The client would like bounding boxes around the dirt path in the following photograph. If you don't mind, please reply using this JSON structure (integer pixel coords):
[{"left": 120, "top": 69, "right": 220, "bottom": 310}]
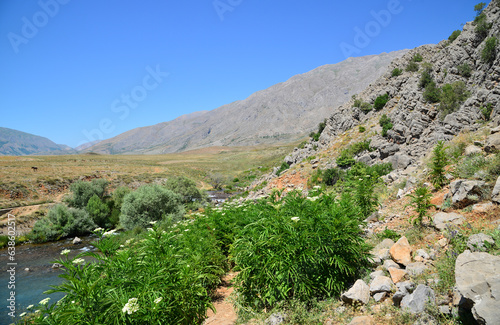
[{"left": 204, "top": 272, "right": 238, "bottom": 325}]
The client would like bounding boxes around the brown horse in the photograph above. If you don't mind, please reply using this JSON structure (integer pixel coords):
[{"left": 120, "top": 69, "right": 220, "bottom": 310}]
[{"left": 31, "top": 166, "right": 38, "bottom": 172}]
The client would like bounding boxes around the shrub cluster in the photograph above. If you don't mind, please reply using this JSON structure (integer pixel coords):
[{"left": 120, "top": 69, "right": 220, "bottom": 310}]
[
  {"left": 374, "top": 94, "right": 389, "bottom": 111},
  {"left": 309, "top": 119, "right": 327, "bottom": 141},
  {"left": 439, "top": 81, "right": 470, "bottom": 117},
  {"left": 448, "top": 30, "right": 461, "bottom": 43},
  {"left": 457, "top": 63, "right": 472, "bottom": 78},
  {"left": 412, "top": 53, "right": 423, "bottom": 62},
  {"left": 336, "top": 140, "right": 372, "bottom": 167},
  {"left": 406, "top": 62, "right": 419, "bottom": 72},
  {"left": 353, "top": 98, "right": 372, "bottom": 113},
  {"left": 379, "top": 114, "right": 393, "bottom": 137},
  {"left": 474, "top": 3, "right": 491, "bottom": 40},
  {"left": 482, "top": 37, "right": 498, "bottom": 63},
  {"left": 391, "top": 68, "right": 403, "bottom": 77}
]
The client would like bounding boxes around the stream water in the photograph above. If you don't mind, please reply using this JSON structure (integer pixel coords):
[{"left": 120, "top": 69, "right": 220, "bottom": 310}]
[{"left": 0, "top": 236, "right": 97, "bottom": 324}]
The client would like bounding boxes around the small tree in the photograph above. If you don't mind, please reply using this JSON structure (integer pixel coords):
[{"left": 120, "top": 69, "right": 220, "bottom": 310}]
[
  {"left": 391, "top": 68, "right": 403, "bottom": 77},
  {"left": 407, "top": 186, "right": 434, "bottom": 227},
  {"left": 86, "top": 194, "right": 110, "bottom": 228},
  {"left": 412, "top": 53, "right": 423, "bottom": 62},
  {"left": 439, "top": 81, "right": 470, "bottom": 117},
  {"left": 457, "top": 63, "right": 472, "bottom": 78},
  {"left": 68, "top": 179, "right": 109, "bottom": 209},
  {"left": 379, "top": 114, "right": 393, "bottom": 137},
  {"left": 430, "top": 141, "right": 448, "bottom": 190},
  {"left": 419, "top": 64, "right": 433, "bottom": 89},
  {"left": 448, "top": 30, "right": 461, "bottom": 43},
  {"left": 482, "top": 37, "right": 498, "bottom": 63},
  {"left": 423, "top": 81, "right": 441, "bottom": 103},
  {"left": 406, "top": 62, "right": 419, "bottom": 72},
  {"left": 374, "top": 94, "right": 389, "bottom": 111}
]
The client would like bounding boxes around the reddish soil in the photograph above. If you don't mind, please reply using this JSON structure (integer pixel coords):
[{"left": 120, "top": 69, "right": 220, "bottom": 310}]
[{"left": 204, "top": 272, "right": 238, "bottom": 325}]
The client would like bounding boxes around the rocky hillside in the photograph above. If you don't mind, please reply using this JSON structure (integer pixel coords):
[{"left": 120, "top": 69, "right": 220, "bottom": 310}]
[
  {"left": 0, "top": 127, "right": 75, "bottom": 156},
  {"left": 85, "top": 50, "right": 407, "bottom": 154}
]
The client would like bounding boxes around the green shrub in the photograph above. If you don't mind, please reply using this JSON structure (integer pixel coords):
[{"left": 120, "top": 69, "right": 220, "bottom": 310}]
[
  {"left": 448, "top": 30, "right": 461, "bottom": 43},
  {"left": 482, "top": 37, "right": 498, "bottom": 63},
  {"left": 164, "top": 176, "right": 206, "bottom": 209},
  {"left": 353, "top": 98, "right": 373, "bottom": 113},
  {"left": 67, "top": 179, "right": 109, "bottom": 209},
  {"left": 376, "top": 228, "right": 400, "bottom": 242},
  {"left": 419, "top": 63, "right": 433, "bottom": 89},
  {"left": 30, "top": 204, "right": 95, "bottom": 242},
  {"left": 322, "top": 167, "right": 345, "bottom": 186},
  {"left": 336, "top": 149, "right": 356, "bottom": 168},
  {"left": 439, "top": 81, "right": 470, "bottom": 117},
  {"left": 480, "top": 103, "right": 493, "bottom": 120},
  {"left": 120, "top": 185, "right": 184, "bottom": 230},
  {"left": 374, "top": 94, "right": 389, "bottom": 111},
  {"left": 86, "top": 194, "right": 110, "bottom": 228},
  {"left": 335, "top": 140, "right": 372, "bottom": 168},
  {"left": 345, "top": 163, "right": 381, "bottom": 219},
  {"left": 452, "top": 153, "right": 500, "bottom": 182},
  {"left": 430, "top": 141, "right": 449, "bottom": 190},
  {"left": 367, "top": 162, "right": 393, "bottom": 177},
  {"left": 407, "top": 187, "right": 434, "bottom": 226},
  {"left": 474, "top": 12, "right": 491, "bottom": 40},
  {"left": 457, "top": 63, "right": 472, "bottom": 78},
  {"left": 391, "top": 68, "right": 403, "bottom": 77},
  {"left": 379, "top": 114, "right": 393, "bottom": 137},
  {"left": 231, "top": 191, "right": 371, "bottom": 309},
  {"left": 406, "top": 62, "right": 419, "bottom": 72},
  {"left": 309, "top": 119, "right": 327, "bottom": 141},
  {"left": 358, "top": 125, "right": 366, "bottom": 133},
  {"left": 412, "top": 53, "right": 423, "bottom": 62},
  {"left": 277, "top": 161, "right": 290, "bottom": 175},
  {"left": 423, "top": 81, "right": 441, "bottom": 103}
]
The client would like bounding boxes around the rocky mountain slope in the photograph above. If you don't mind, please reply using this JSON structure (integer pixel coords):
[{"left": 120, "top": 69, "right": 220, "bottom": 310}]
[
  {"left": 85, "top": 50, "right": 407, "bottom": 154},
  {"left": 0, "top": 127, "right": 75, "bottom": 156}
]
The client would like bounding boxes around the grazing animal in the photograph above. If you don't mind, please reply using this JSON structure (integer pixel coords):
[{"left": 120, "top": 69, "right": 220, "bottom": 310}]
[{"left": 31, "top": 166, "right": 38, "bottom": 172}]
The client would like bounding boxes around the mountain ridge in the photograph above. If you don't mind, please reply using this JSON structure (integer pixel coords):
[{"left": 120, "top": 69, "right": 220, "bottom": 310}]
[{"left": 0, "top": 127, "right": 75, "bottom": 156}]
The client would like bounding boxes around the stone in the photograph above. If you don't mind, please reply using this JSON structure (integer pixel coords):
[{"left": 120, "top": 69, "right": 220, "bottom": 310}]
[
  {"left": 373, "top": 238, "right": 396, "bottom": 251},
  {"left": 455, "top": 250, "right": 500, "bottom": 325},
  {"left": 370, "top": 270, "right": 384, "bottom": 280},
  {"left": 415, "top": 249, "right": 430, "bottom": 260},
  {"left": 370, "top": 275, "right": 394, "bottom": 294},
  {"left": 396, "top": 281, "right": 416, "bottom": 294},
  {"left": 438, "top": 238, "right": 449, "bottom": 247},
  {"left": 52, "top": 263, "right": 63, "bottom": 269},
  {"left": 388, "top": 153, "right": 412, "bottom": 170},
  {"left": 401, "top": 284, "right": 436, "bottom": 314},
  {"left": 449, "top": 179, "right": 487, "bottom": 208},
  {"left": 388, "top": 267, "right": 407, "bottom": 283},
  {"left": 389, "top": 236, "right": 412, "bottom": 266},
  {"left": 266, "top": 312, "right": 286, "bottom": 325},
  {"left": 492, "top": 176, "right": 500, "bottom": 204},
  {"left": 384, "top": 259, "right": 400, "bottom": 270},
  {"left": 393, "top": 291, "right": 406, "bottom": 307},
  {"left": 406, "top": 262, "right": 427, "bottom": 276},
  {"left": 373, "top": 292, "right": 387, "bottom": 302},
  {"left": 72, "top": 237, "right": 82, "bottom": 245},
  {"left": 484, "top": 133, "right": 500, "bottom": 153},
  {"left": 24, "top": 268, "right": 30, "bottom": 272},
  {"left": 348, "top": 316, "right": 374, "bottom": 325},
  {"left": 467, "top": 233, "right": 495, "bottom": 252},
  {"left": 472, "top": 202, "right": 495, "bottom": 213},
  {"left": 433, "top": 212, "right": 465, "bottom": 231},
  {"left": 376, "top": 248, "right": 391, "bottom": 261},
  {"left": 341, "top": 279, "right": 371, "bottom": 305},
  {"left": 412, "top": 313, "right": 438, "bottom": 325},
  {"left": 464, "top": 145, "right": 482, "bottom": 155}
]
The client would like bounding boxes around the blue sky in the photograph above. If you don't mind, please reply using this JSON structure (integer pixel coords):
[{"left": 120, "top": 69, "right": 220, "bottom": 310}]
[{"left": 0, "top": 0, "right": 486, "bottom": 148}]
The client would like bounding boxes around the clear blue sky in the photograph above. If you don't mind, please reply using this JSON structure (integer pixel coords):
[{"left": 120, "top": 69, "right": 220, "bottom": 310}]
[{"left": 0, "top": 0, "right": 486, "bottom": 148}]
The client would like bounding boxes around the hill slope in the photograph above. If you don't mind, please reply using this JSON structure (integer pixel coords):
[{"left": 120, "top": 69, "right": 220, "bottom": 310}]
[
  {"left": 0, "top": 127, "right": 75, "bottom": 156},
  {"left": 86, "top": 50, "right": 407, "bottom": 154}
]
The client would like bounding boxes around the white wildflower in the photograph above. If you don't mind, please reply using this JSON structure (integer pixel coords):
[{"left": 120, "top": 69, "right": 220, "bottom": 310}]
[
  {"left": 72, "top": 258, "right": 85, "bottom": 265},
  {"left": 184, "top": 229, "right": 189, "bottom": 232},
  {"left": 291, "top": 217, "right": 300, "bottom": 222},
  {"left": 147, "top": 228, "right": 154, "bottom": 232},
  {"left": 19, "top": 312, "right": 27, "bottom": 317},
  {"left": 122, "top": 297, "right": 139, "bottom": 315},
  {"left": 60, "top": 249, "right": 70, "bottom": 255},
  {"left": 27, "top": 304, "right": 34, "bottom": 310},
  {"left": 103, "top": 229, "right": 117, "bottom": 237},
  {"left": 39, "top": 298, "right": 50, "bottom": 306},
  {"left": 149, "top": 221, "right": 157, "bottom": 225},
  {"left": 154, "top": 297, "right": 163, "bottom": 304},
  {"left": 93, "top": 227, "right": 104, "bottom": 232}
]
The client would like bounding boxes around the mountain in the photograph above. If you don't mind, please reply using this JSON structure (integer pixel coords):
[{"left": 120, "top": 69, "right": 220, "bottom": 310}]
[
  {"left": 74, "top": 140, "right": 102, "bottom": 152},
  {"left": 86, "top": 50, "right": 407, "bottom": 154},
  {"left": 0, "top": 127, "right": 75, "bottom": 156}
]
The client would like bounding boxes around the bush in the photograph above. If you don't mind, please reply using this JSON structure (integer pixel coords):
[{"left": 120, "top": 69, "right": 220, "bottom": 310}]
[
  {"left": 423, "top": 81, "right": 442, "bottom": 103},
  {"left": 277, "top": 161, "right": 290, "bottom": 175},
  {"left": 482, "top": 37, "right": 498, "bottom": 63},
  {"left": 120, "top": 185, "right": 184, "bottom": 230},
  {"left": 407, "top": 187, "right": 434, "bottom": 226},
  {"left": 430, "top": 141, "right": 448, "bottom": 190},
  {"left": 68, "top": 179, "right": 109, "bottom": 209},
  {"left": 419, "top": 63, "right": 433, "bottom": 89},
  {"left": 322, "top": 168, "right": 345, "bottom": 186},
  {"left": 310, "top": 119, "right": 327, "bottom": 141},
  {"left": 358, "top": 125, "right": 366, "bottom": 133},
  {"left": 474, "top": 12, "right": 491, "bottom": 40},
  {"left": 164, "top": 176, "right": 206, "bottom": 209},
  {"left": 412, "top": 53, "right": 423, "bottom": 62},
  {"left": 336, "top": 149, "right": 356, "bottom": 168},
  {"left": 231, "top": 191, "right": 371, "bottom": 309},
  {"left": 457, "top": 63, "right": 472, "bottom": 78},
  {"left": 448, "top": 30, "right": 461, "bottom": 43},
  {"left": 86, "top": 194, "right": 110, "bottom": 228},
  {"left": 30, "top": 204, "right": 95, "bottom": 242},
  {"left": 480, "top": 103, "right": 493, "bottom": 120},
  {"left": 379, "top": 114, "right": 393, "bottom": 137},
  {"left": 439, "top": 81, "right": 470, "bottom": 117},
  {"left": 406, "top": 62, "right": 419, "bottom": 72},
  {"left": 345, "top": 163, "right": 381, "bottom": 219},
  {"left": 391, "top": 68, "right": 403, "bottom": 77},
  {"left": 336, "top": 140, "right": 372, "bottom": 168},
  {"left": 374, "top": 94, "right": 389, "bottom": 111}
]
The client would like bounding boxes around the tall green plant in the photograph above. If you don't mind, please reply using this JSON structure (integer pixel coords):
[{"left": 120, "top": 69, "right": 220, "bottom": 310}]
[
  {"left": 430, "top": 141, "right": 449, "bottom": 190},
  {"left": 407, "top": 186, "right": 434, "bottom": 226}
]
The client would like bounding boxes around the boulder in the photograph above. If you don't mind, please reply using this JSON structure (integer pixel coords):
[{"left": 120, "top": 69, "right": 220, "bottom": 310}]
[
  {"left": 389, "top": 236, "right": 412, "bottom": 266},
  {"left": 384, "top": 259, "right": 400, "bottom": 270},
  {"left": 492, "top": 176, "right": 500, "bottom": 204},
  {"left": 472, "top": 202, "right": 495, "bottom": 213},
  {"left": 348, "top": 316, "right": 374, "bottom": 325},
  {"left": 464, "top": 145, "right": 482, "bottom": 156},
  {"left": 449, "top": 179, "right": 487, "bottom": 208},
  {"left": 388, "top": 153, "right": 412, "bottom": 170},
  {"left": 373, "top": 292, "right": 387, "bottom": 303},
  {"left": 370, "top": 270, "right": 384, "bottom": 280},
  {"left": 370, "top": 275, "right": 394, "bottom": 294},
  {"left": 341, "top": 279, "right": 370, "bottom": 305},
  {"left": 415, "top": 249, "right": 430, "bottom": 260},
  {"left": 400, "top": 284, "right": 436, "bottom": 314},
  {"left": 433, "top": 212, "right": 465, "bottom": 231},
  {"left": 388, "top": 267, "right": 407, "bottom": 283},
  {"left": 406, "top": 262, "right": 427, "bottom": 276},
  {"left": 467, "top": 233, "right": 495, "bottom": 252},
  {"left": 266, "top": 313, "right": 286, "bottom": 325},
  {"left": 455, "top": 250, "right": 500, "bottom": 325},
  {"left": 484, "top": 133, "right": 500, "bottom": 153},
  {"left": 373, "top": 238, "right": 395, "bottom": 251},
  {"left": 72, "top": 237, "right": 82, "bottom": 245}
]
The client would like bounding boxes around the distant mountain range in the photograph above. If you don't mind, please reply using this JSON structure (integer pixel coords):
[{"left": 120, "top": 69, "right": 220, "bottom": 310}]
[
  {"left": 85, "top": 50, "right": 407, "bottom": 154},
  {"left": 0, "top": 127, "right": 75, "bottom": 156}
]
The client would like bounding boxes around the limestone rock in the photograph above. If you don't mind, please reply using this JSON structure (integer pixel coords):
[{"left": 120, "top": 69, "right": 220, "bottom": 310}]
[
  {"left": 266, "top": 313, "right": 286, "bottom": 325},
  {"left": 370, "top": 275, "right": 394, "bottom": 294},
  {"left": 464, "top": 145, "right": 482, "bottom": 155},
  {"left": 433, "top": 212, "right": 465, "bottom": 231},
  {"left": 467, "top": 233, "right": 495, "bottom": 252},
  {"left": 389, "top": 236, "right": 412, "bottom": 266},
  {"left": 484, "top": 133, "right": 500, "bottom": 153},
  {"left": 406, "top": 262, "right": 427, "bottom": 277},
  {"left": 388, "top": 267, "right": 407, "bottom": 283},
  {"left": 449, "top": 179, "right": 487, "bottom": 208},
  {"left": 370, "top": 270, "right": 384, "bottom": 280},
  {"left": 492, "top": 176, "right": 500, "bottom": 204},
  {"left": 455, "top": 250, "right": 500, "bottom": 325},
  {"left": 348, "top": 316, "right": 374, "bottom": 325},
  {"left": 72, "top": 237, "right": 82, "bottom": 245},
  {"left": 341, "top": 279, "right": 370, "bottom": 305},
  {"left": 401, "top": 284, "right": 436, "bottom": 314},
  {"left": 415, "top": 249, "right": 430, "bottom": 260},
  {"left": 384, "top": 259, "right": 400, "bottom": 270},
  {"left": 373, "top": 292, "right": 387, "bottom": 303}
]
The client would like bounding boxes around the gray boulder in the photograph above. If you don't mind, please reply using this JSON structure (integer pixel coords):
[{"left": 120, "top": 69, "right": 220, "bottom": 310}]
[
  {"left": 401, "top": 284, "right": 436, "bottom": 314},
  {"left": 406, "top": 262, "right": 427, "bottom": 276},
  {"left": 467, "top": 233, "right": 495, "bottom": 252},
  {"left": 464, "top": 145, "right": 482, "bottom": 156},
  {"left": 433, "top": 212, "right": 465, "bottom": 231},
  {"left": 370, "top": 275, "right": 394, "bottom": 294},
  {"left": 455, "top": 250, "right": 500, "bottom": 325},
  {"left": 449, "top": 179, "right": 487, "bottom": 208},
  {"left": 484, "top": 133, "right": 500, "bottom": 153},
  {"left": 341, "top": 279, "right": 370, "bottom": 305},
  {"left": 492, "top": 176, "right": 500, "bottom": 204},
  {"left": 266, "top": 312, "right": 287, "bottom": 325}
]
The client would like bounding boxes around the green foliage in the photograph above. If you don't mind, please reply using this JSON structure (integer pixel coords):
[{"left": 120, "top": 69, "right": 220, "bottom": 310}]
[
  {"left": 86, "top": 194, "right": 110, "bottom": 228},
  {"left": 379, "top": 114, "right": 393, "bottom": 137},
  {"left": 322, "top": 167, "right": 345, "bottom": 186},
  {"left": 30, "top": 204, "right": 95, "bottom": 243},
  {"left": 419, "top": 63, "right": 433, "bottom": 89},
  {"left": 353, "top": 99, "right": 372, "bottom": 113},
  {"left": 474, "top": 11, "right": 492, "bottom": 40},
  {"left": 412, "top": 53, "right": 423, "bottom": 62},
  {"left": 335, "top": 140, "right": 372, "bottom": 168},
  {"left": 67, "top": 179, "right": 109, "bottom": 209},
  {"left": 391, "top": 68, "right": 403, "bottom": 77},
  {"left": 373, "top": 93, "right": 389, "bottom": 111},
  {"left": 423, "top": 81, "right": 441, "bottom": 103},
  {"left": 358, "top": 126, "right": 366, "bottom": 133},
  {"left": 448, "top": 30, "right": 461, "bottom": 43},
  {"left": 453, "top": 152, "right": 500, "bottom": 182},
  {"left": 120, "top": 185, "right": 184, "bottom": 230},
  {"left": 406, "top": 62, "right": 419, "bottom": 72},
  {"left": 112, "top": 186, "right": 131, "bottom": 210},
  {"left": 164, "top": 176, "right": 206, "bottom": 209},
  {"left": 480, "top": 103, "right": 493, "bottom": 120},
  {"left": 277, "top": 161, "right": 290, "bottom": 176},
  {"left": 309, "top": 119, "right": 327, "bottom": 141},
  {"left": 439, "top": 81, "right": 470, "bottom": 118},
  {"left": 375, "top": 227, "right": 400, "bottom": 242},
  {"left": 474, "top": 2, "right": 487, "bottom": 15},
  {"left": 407, "top": 187, "right": 434, "bottom": 226},
  {"left": 482, "top": 37, "right": 498, "bottom": 63},
  {"left": 345, "top": 164, "right": 381, "bottom": 219},
  {"left": 231, "top": 191, "right": 371, "bottom": 310},
  {"left": 430, "top": 141, "right": 449, "bottom": 190},
  {"left": 457, "top": 63, "right": 472, "bottom": 78}
]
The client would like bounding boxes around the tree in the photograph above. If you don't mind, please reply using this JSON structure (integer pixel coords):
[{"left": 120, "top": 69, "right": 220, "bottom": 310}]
[
  {"left": 68, "top": 179, "right": 109, "bottom": 209},
  {"left": 407, "top": 186, "right": 434, "bottom": 227},
  {"left": 430, "top": 141, "right": 448, "bottom": 190},
  {"left": 164, "top": 176, "right": 206, "bottom": 208},
  {"left": 482, "top": 37, "right": 498, "bottom": 63},
  {"left": 448, "top": 30, "right": 461, "bottom": 43},
  {"left": 86, "top": 194, "right": 110, "bottom": 228},
  {"left": 374, "top": 94, "right": 389, "bottom": 111}
]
